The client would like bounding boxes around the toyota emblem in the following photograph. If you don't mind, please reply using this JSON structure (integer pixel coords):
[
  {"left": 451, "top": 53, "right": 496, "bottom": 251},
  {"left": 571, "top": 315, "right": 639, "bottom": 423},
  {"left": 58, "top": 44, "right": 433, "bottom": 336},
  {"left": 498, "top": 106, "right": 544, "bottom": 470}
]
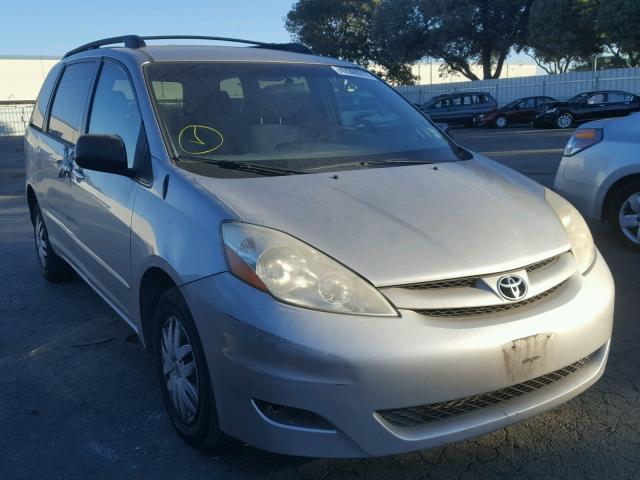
[{"left": 497, "top": 275, "right": 528, "bottom": 301}]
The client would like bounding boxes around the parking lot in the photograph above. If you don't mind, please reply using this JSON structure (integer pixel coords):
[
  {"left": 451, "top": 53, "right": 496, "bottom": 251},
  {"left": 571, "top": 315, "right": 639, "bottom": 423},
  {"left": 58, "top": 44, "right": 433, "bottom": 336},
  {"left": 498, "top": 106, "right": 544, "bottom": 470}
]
[{"left": 1, "top": 128, "right": 639, "bottom": 480}]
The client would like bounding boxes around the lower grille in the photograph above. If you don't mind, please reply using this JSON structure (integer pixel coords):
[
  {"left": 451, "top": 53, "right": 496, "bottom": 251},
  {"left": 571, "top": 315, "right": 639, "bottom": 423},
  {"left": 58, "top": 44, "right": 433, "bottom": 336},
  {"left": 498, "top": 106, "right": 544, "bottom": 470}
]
[
  {"left": 378, "top": 354, "right": 592, "bottom": 428},
  {"left": 415, "top": 281, "right": 565, "bottom": 318}
]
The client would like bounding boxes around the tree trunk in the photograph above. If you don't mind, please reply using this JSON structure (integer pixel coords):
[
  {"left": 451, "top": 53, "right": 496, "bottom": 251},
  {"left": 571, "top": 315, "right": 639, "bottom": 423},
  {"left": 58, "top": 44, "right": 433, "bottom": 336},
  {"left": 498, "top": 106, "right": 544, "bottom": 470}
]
[{"left": 491, "top": 49, "right": 509, "bottom": 79}]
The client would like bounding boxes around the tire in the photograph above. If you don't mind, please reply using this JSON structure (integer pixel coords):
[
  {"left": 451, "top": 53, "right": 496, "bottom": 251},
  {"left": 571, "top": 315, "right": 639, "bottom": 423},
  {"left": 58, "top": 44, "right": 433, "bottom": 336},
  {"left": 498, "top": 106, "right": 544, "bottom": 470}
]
[
  {"left": 495, "top": 116, "right": 508, "bottom": 129},
  {"left": 154, "top": 288, "right": 226, "bottom": 448},
  {"left": 608, "top": 180, "right": 640, "bottom": 251},
  {"left": 556, "top": 113, "right": 573, "bottom": 129},
  {"left": 32, "top": 204, "right": 73, "bottom": 282}
]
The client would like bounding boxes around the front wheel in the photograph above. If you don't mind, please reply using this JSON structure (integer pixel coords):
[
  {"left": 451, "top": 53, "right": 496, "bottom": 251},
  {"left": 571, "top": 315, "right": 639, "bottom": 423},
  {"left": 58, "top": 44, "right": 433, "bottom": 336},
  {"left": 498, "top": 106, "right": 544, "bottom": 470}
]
[
  {"left": 495, "top": 116, "right": 508, "bottom": 129},
  {"left": 154, "top": 288, "right": 225, "bottom": 447},
  {"left": 556, "top": 113, "right": 573, "bottom": 129},
  {"left": 609, "top": 181, "right": 640, "bottom": 251},
  {"left": 33, "top": 205, "right": 73, "bottom": 282}
]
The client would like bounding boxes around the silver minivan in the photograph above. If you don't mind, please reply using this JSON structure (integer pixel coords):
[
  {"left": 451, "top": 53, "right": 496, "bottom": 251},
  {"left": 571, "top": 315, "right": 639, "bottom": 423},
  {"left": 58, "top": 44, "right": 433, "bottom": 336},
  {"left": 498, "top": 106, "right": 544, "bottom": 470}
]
[{"left": 25, "top": 36, "right": 614, "bottom": 458}]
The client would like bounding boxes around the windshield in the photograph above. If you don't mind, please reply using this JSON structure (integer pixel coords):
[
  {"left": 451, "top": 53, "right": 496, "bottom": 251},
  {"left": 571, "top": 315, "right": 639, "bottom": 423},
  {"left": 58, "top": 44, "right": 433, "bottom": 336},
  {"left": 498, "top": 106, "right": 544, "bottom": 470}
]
[{"left": 145, "top": 62, "right": 463, "bottom": 177}]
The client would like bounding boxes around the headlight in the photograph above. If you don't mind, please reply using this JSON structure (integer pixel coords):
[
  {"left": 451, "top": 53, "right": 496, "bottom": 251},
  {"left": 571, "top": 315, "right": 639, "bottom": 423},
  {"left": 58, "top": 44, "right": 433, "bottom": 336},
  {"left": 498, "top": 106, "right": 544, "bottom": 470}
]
[
  {"left": 221, "top": 222, "right": 398, "bottom": 316},
  {"left": 544, "top": 189, "right": 596, "bottom": 273},
  {"left": 546, "top": 107, "right": 558, "bottom": 114},
  {"left": 563, "top": 128, "right": 603, "bottom": 156}
]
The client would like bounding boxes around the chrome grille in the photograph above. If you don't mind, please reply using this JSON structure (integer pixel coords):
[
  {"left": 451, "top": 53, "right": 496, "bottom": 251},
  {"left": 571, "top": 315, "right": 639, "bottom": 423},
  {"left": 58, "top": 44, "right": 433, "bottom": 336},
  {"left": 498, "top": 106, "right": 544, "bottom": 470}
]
[
  {"left": 415, "top": 282, "right": 565, "bottom": 318},
  {"left": 399, "top": 254, "right": 562, "bottom": 290},
  {"left": 527, "top": 255, "right": 560, "bottom": 272},
  {"left": 378, "top": 354, "right": 592, "bottom": 428},
  {"left": 403, "top": 278, "right": 476, "bottom": 290}
]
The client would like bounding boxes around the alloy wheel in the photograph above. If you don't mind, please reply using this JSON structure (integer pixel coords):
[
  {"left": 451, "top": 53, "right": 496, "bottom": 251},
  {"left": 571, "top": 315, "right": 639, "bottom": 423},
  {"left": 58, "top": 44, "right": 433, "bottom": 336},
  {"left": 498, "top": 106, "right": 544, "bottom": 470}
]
[
  {"left": 557, "top": 114, "right": 572, "bottom": 129},
  {"left": 618, "top": 192, "right": 640, "bottom": 245},
  {"left": 35, "top": 213, "right": 48, "bottom": 268},
  {"left": 161, "top": 315, "right": 200, "bottom": 424},
  {"left": 496, "top": 116, "right": 507, "bottom": 128}
]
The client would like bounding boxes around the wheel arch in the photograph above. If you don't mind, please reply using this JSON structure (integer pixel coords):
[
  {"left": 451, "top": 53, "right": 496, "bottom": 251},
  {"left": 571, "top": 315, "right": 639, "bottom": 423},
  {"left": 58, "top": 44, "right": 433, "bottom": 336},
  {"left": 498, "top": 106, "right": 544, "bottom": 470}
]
[
  {"left": 601, "top": 173, "right": 640, "bottom": 221},
  {"left": 138, "top": 266, "right": 178, "bottom": 350},
  {"left": 26, "top": 184, "right": 37, "bottom": 224}
]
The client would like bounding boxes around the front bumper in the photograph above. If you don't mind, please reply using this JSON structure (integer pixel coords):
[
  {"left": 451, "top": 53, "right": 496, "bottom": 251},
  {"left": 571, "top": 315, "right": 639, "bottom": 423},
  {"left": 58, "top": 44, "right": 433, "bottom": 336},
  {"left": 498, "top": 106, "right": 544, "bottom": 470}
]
[
  {"left": 180, "top": 251, "right": 614, "bottom": 457},
  {"left": 533, "top": 113, "right": 557, "bottom": 127}
]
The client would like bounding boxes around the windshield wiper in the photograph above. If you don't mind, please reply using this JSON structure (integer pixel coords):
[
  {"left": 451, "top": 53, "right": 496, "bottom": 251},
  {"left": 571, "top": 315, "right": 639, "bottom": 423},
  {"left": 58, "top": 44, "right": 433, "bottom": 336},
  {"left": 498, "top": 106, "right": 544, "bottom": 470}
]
[
  {"left": 359, "top": 159, "right": 434, "bottom": 167},
  {"left": 176, "top": 155, "right": 307, "bottom": 176},
  {"left": 308, "top": 158, "right": 436, "bottom": 172}
]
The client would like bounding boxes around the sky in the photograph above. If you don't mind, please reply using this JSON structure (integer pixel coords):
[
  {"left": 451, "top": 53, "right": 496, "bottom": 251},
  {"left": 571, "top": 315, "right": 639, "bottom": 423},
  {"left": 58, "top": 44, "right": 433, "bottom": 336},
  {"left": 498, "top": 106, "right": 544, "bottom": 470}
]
[
  {"left": 1, "top": 0, "right": 532, "bottom": 64},
  {"left": 1, "top": 0, "right": 296, "bottom": 56}
]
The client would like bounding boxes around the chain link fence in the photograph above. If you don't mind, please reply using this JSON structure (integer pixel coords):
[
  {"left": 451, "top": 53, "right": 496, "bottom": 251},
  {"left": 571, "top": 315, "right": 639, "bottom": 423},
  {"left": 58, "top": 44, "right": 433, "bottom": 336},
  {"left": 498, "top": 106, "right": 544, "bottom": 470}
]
[
  {"left": 0, "top": 102, "right": 35, "bottom": 137},
  {"left": 396, "top": 67, "right": 640, "bottom": 106}
]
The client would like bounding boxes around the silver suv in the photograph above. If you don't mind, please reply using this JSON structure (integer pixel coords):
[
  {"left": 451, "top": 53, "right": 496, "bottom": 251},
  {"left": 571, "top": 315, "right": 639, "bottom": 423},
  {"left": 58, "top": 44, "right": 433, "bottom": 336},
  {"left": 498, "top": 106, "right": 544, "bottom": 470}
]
[{"left": 25, "top": 35, "right": 614, "bottom": 458}]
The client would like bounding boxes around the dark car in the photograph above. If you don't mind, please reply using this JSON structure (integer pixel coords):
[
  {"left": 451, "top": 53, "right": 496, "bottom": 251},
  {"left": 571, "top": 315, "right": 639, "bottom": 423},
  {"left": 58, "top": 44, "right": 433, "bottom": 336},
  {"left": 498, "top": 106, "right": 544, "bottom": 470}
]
[
  {"left": 533, "top": 90, "right": 640, "bottom": 129},
  {"left": 474, "top": 96, "right": 557, "bottom": 128},
  {"left": 418, "top": 91, "right": 497, "bottom": 127}
]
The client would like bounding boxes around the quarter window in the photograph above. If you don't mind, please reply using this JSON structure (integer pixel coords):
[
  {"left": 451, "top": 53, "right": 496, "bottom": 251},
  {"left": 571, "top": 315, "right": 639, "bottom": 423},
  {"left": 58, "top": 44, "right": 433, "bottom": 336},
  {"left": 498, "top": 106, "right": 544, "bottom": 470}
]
[
  {"left": 88, "top": 62, "right": 143, "bottom": 168},
  {"left": 48, "top": 62, "right": 96, "bottom": 143},
  {"left": 31, "top": 63, "right": 62, "bottom": 130}
]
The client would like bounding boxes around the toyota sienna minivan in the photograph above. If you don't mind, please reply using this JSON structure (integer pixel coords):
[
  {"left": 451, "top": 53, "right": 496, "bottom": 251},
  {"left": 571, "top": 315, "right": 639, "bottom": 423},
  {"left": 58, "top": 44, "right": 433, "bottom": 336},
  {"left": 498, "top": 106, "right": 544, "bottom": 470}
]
[{"left": 25, "top": 35, "right": 614, "bottom": 458}]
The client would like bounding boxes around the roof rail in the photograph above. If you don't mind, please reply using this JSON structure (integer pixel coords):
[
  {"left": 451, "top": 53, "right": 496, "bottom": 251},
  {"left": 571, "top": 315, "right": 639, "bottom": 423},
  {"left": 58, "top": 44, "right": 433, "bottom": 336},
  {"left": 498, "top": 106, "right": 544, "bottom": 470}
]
[
  {"left": 63, "top": 35, "right": 312, "bottom": 58},
  {"left": 142, "top": 36, "right": 312, "bottom": 54},
  {"left": 63, "top": 35, "right": 146, "bottom": 58}
]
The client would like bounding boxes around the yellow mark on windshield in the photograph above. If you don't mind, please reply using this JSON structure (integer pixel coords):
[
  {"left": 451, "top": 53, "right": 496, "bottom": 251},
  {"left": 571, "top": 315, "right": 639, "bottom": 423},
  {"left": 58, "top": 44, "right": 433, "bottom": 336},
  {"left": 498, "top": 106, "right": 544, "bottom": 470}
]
[{"left": 178, "top": 125, "right": 224, "bottom": 154}]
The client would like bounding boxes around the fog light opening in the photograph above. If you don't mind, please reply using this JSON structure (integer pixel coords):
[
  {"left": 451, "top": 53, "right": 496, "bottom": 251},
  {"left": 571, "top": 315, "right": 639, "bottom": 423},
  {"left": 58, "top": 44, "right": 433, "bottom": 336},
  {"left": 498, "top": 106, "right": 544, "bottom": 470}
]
[{"left": 253, "top": 399, "right": 336, "bottom": 432}]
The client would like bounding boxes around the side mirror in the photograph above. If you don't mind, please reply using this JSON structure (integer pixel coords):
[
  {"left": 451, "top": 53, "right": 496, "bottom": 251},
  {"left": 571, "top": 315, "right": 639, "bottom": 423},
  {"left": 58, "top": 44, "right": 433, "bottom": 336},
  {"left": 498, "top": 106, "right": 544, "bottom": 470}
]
[{"left": 75, "top": 134, "right": 132, "bottom": 176}]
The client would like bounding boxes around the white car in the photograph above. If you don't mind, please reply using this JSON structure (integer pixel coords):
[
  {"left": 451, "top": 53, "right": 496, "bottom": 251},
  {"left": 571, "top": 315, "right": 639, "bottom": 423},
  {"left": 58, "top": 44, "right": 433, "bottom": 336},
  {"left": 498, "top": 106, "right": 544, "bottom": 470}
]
[{"left": 555, "top": 113, "right": 640, "bottom": 250}]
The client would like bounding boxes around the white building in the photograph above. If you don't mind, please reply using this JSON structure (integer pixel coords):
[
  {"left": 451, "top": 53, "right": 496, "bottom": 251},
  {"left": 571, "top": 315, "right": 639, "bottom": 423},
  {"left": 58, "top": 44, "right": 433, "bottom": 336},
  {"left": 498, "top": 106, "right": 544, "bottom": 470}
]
[
  {"left": 0, "top": 56, "right": 60, "bottom": 101},
  {"left": 411, "top": 61, "right": 539, "bottom": 85}
]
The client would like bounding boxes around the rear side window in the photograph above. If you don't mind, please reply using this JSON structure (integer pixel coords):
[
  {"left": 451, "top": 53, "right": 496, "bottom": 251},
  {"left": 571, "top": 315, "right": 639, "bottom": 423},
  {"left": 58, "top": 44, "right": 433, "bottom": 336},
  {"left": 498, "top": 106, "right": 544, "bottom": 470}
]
[
  {"left": 30, "top": 63, "right": 62, "bottom": 130},
  {"left": 88, "top": 62, "right": 143, "bottom": 168},
  {"left": 607, "top": 92, "right": 632, "bottom": 103},
  {"left": 48, "top": 62, "right": 96, "bottom": 143}
]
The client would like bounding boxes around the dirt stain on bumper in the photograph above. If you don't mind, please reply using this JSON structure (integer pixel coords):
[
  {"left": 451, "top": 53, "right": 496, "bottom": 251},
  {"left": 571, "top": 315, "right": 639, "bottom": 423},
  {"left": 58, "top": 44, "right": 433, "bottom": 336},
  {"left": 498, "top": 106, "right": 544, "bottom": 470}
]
[{"left": 503, "top": 333, "right": 555, "bottom": 382}]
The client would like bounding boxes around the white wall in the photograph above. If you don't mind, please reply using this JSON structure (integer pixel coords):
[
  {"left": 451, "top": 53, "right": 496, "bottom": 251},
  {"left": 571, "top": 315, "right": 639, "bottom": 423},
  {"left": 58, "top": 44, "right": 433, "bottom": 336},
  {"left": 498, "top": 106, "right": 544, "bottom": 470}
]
[
  {"left": 410, "top": 62, "right": 538, "bottom": 85},
  {"left": 0, "top": 57, "right": 60, "bottom": 101}
]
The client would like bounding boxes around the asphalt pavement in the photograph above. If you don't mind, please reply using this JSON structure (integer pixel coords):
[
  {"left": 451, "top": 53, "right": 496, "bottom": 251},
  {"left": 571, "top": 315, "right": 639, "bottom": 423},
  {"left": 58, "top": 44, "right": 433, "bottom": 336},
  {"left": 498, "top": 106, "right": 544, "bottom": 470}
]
[{"left": 1, "top": 129, "right": 638, "bottom": 480}]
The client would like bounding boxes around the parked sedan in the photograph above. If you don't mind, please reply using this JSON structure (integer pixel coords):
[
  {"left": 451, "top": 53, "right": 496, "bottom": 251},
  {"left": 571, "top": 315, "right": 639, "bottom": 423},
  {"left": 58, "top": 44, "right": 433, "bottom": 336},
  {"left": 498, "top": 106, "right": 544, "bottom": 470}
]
[
  {"left": 474, "top": 96, "right": 557, "bottom": 128},
  {"left": 419, "top": 91, "right": 497, "bottom": 127},
  {"left": 534, "top": 90, "right": 640, "bottom": 129},
  {"left": 555, "top": 113, "right": 640, "bottom": 250}
]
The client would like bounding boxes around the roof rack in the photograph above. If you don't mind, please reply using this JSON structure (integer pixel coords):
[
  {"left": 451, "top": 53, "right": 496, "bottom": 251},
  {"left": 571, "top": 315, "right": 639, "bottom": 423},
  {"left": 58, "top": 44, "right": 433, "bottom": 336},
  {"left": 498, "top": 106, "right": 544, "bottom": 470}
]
[
  {"left": 63, "top": 35, "right": 146, "bottom": 58},
  {"left": 63, "top": 35, "right": 312, "bottom": 58}
]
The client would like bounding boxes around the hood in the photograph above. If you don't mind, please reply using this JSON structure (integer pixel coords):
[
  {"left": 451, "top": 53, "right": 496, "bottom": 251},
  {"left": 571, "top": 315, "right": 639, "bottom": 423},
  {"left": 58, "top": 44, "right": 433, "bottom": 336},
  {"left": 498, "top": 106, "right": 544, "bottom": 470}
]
[{"left": 194, "top": 157, "right": 570, "bottom": 286}]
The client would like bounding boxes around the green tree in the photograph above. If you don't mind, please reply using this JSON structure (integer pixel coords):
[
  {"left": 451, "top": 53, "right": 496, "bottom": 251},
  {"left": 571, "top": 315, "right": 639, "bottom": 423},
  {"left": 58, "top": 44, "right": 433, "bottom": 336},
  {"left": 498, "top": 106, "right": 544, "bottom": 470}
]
[
  {"left": 527, "top": 0, "right": 601, "bottom": 74},
  {"left": 598, "top": 0, "right": 640, "bottom": 67},
  {"left": 372, "top": 0, "right": 533, "bottom": 81},
  {"left": 285, "top": 0, "right": 416, "bottom": 84}
]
